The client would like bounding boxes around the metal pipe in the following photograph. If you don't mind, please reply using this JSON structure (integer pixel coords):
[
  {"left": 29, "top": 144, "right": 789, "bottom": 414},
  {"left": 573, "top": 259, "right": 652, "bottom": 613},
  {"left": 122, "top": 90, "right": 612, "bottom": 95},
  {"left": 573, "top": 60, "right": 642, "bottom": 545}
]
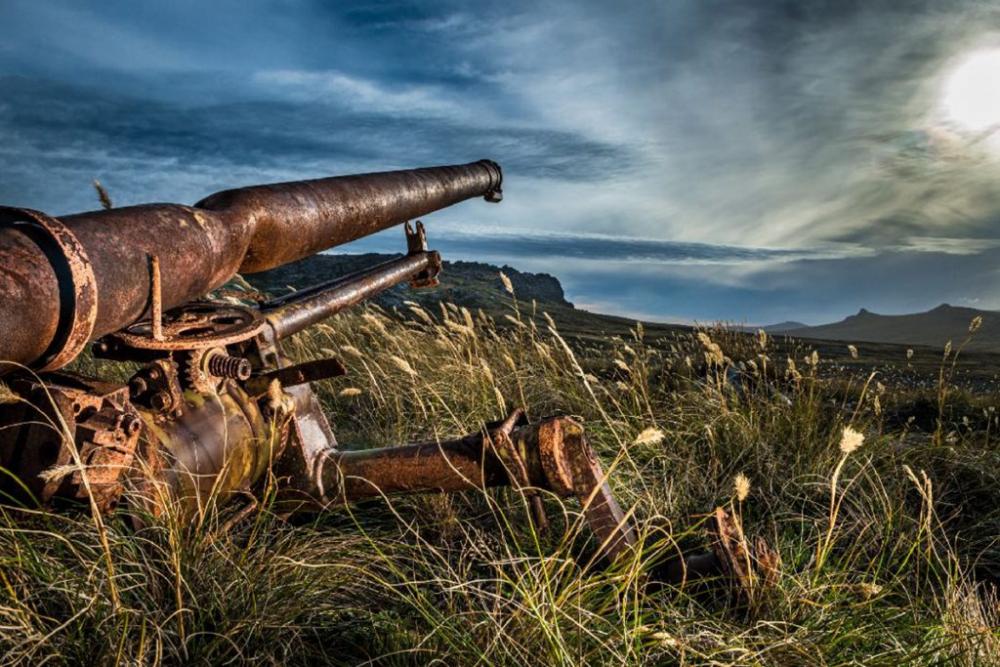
[
  {"left": 262, "top": 252, "right": 439, "bottom": 340},
  {"left": 0, "top": 160, "right": 501, "bottom": 371}
]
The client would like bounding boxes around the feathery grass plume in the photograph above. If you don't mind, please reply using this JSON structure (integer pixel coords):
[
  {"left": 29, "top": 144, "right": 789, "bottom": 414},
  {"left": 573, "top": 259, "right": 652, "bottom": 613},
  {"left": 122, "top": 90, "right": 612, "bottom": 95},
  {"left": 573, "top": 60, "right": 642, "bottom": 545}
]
[
  {"left": 267, "top": 379, "right": 284, "bottom": 410},
  {"left": 786, "top": 357, "right": 801, "bottom": 381},
  {"left": 461, "top": 306, "right": 475, "bottom": 330},
  {"left": 839, "top": 425, "right": 864, "bottom": 454},
  {"left": 542, "top": 311, "right": 557, "bottom": 330},
  {"left": 613, "top": 358, "right": 631, "bottom": 373},
  {"left": 697, "top": 331, "right": 724, "bottom": 366},
  {"left": 390, "top": 355, "right": 417, "bottom": 377},
  {"left": 848, "top": 344, "right": 859, "bottom": 359},
  {"left": 445, "top": 320, "right": 474, "bottom": 336},
  {"left": 93, "top": 179, "right": 113, "bottom": 209},
  {"left": 338, "top": 387, "right": 363, "bottom": 398},
  {"left": 37, "top": 463, "right": 79, "bottom": 484},
  {"left": 408, "top": 305, "right": 434, "bottom": 325},
  {"left": 502, "top": 352, "right": 517, "bottom": 371},
  {"left": 341, "top": 345, "right": 364, "bottom": 358},
  {"left": 498, "top": 271, "right": 514, "bottom": 295},
  {"left": 807, "top": 349, "right": 819, "bottom": 367},
  {"left": 944, "top": 339, "right": 953, "bottom": 358},
  {"left": 0, "top": 382, "right": 18, "bottom": 404},
  {"left": 907, "top": 348, "right": 914, "bottom": 360},
  {"left": 502, "top": 314, "right": 525, "bottom": 328},
  {"left": 362, "top": 312, "right": 389, "bottom": 336},
  {"left": 584, "top": 373, "right": 600, "bottom": 384},
  {"left": 970, "top": 315, "right": 983, "bottom": 333},
  {"left": 734, "top": 472, "right": 751, "bottom": 501},
  {"left": 818, "top": 425, "right": 868, "bottom": 570},
  {"left": 479, "top": 358, "right": 494, "bottom": 384},
  {"left": 633, "top": 427, "right": 665, "bottom": 446},
  {"left": 757, "top": 328, "right": 768, "bottom": 350}
]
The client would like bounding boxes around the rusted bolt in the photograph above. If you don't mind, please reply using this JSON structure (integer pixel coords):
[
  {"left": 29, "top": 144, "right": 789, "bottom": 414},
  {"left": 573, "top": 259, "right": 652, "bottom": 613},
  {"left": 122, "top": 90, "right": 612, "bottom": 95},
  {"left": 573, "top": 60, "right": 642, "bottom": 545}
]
[
  {"left": 129, "top": 377, "right": 148, "bottom": 396},
  {"left": 150, "top": 391, "right": 172, "bottom": 412},
  {"left": 207, "top": 354, "right": 251, "bottom": 380},
  {"left": 120, "top": 414, "right": 142, "bottom": 436}
]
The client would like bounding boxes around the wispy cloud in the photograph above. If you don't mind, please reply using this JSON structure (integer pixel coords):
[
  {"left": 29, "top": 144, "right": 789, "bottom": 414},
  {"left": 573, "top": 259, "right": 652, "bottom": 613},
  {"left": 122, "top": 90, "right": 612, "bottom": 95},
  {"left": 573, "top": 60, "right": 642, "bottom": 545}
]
[{"left": 252, "top": 69, "right": 470, "bottom": 120}]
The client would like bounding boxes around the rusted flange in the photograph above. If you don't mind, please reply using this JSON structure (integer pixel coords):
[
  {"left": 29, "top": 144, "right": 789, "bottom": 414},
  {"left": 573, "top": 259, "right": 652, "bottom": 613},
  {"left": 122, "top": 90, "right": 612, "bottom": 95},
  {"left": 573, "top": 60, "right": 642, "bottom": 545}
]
[
  {"left": 536, "top": 418, "right": 575, "bottom": 496},
  {"left": 0, "top": 207, "right": 98, "bottom": 371},
  {"left": 489, "top": 408, "right": 549, "bottom": 530}
]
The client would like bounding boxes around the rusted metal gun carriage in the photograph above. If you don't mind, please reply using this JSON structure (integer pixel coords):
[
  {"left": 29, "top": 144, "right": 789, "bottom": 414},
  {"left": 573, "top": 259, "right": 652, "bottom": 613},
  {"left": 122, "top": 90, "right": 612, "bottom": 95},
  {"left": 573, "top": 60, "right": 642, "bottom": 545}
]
[{"left": 0, "top": 160, "right": 775, "bottom": 591}]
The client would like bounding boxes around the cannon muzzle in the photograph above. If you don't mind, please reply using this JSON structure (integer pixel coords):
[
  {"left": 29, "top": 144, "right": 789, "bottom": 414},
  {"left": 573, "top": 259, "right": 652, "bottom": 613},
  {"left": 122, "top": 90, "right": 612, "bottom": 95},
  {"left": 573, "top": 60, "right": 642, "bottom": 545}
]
[{"left": 0, "top": 160, "right": 502, "bottom": 372}]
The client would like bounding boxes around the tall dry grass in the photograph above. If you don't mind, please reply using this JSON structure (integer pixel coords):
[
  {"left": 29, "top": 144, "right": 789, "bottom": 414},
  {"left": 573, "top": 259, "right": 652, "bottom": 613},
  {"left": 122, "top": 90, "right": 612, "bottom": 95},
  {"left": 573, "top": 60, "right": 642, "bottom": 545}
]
[{"left": 0, "top": 293, "right": 999, "bottom": 665}]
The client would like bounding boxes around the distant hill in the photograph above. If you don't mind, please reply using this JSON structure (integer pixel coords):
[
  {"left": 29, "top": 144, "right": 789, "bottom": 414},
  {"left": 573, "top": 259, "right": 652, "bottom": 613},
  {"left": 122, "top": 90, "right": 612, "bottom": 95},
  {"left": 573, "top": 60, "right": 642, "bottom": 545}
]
[
  {"left": 244, "top": 252, "right": 690, "bottom": 341},
  {"left": 762, "top": 321, "right": 808, "bottom": 333},
  {"left": 738, "top": 321, "right": 807, "bottom": 333},
  {"left": 248, "top": 252, "right": 573, "bottom": 312},
  {"left": 782, "top": 304, "right": 999, "bottom": 351}
]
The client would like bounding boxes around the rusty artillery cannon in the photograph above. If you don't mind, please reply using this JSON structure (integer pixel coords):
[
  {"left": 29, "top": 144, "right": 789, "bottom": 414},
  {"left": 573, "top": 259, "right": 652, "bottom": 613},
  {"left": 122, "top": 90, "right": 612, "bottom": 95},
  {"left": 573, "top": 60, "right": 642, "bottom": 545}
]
[{"left": 0, "top": 160, "right": 776, "bottom": 593}]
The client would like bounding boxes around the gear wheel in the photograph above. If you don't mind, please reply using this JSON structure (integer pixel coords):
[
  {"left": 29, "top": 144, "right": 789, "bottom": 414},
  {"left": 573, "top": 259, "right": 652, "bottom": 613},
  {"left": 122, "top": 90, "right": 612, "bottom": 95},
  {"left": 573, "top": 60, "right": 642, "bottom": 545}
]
[{"left": 180, "top": 348, "right": 224, "bottom": 394}]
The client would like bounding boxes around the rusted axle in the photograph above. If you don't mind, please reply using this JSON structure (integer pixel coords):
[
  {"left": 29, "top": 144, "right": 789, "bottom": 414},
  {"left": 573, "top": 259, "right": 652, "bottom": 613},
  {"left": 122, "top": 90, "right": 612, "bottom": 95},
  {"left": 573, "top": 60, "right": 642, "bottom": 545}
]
[{"left": 0, "top": 161, "right": 501, "bottom": 372}]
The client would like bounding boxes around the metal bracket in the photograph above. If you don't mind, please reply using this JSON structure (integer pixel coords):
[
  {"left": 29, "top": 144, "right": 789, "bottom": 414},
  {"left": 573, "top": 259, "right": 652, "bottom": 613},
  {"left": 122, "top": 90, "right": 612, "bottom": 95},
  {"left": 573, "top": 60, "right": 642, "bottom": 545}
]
[{"left": 405, "top": 221, "right": 441, "bottom": 288}]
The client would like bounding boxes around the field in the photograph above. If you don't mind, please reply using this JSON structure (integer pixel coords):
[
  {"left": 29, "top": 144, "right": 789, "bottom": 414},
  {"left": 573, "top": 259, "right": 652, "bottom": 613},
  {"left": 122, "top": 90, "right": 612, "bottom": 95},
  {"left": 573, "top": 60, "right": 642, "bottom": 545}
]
[{"left": 1, "top": 284, "right": 1000, "bottom": 665}]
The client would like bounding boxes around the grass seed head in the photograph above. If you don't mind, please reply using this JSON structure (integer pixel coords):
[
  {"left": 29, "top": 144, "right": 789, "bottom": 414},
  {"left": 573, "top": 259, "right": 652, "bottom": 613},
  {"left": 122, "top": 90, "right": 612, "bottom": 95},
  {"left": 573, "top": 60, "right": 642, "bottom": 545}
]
[
  {"left": 633, "top": 427, "right": 665, "bottom": 446},
  {"left": 498, "top": 271, "right": 514, "bottom": 295},
  {"left": 840, "top": 426, "right": 864, "bottom": 454},
  {"left": 390, "top": 355, "right": 418, "bottom": 377},
  {"left": 734, "top": 472, "right": 751, "bottom": 501},
  {"left": 0, "top": 383, "right": 18, "bottom": 404}
]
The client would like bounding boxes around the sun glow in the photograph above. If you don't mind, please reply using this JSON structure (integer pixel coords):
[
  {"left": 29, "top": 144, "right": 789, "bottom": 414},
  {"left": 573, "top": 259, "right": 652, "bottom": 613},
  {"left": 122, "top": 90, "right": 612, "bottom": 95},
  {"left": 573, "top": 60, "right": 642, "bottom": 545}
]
[{"left": 940, "top": 48, "right": 1000, "bottom": 134}]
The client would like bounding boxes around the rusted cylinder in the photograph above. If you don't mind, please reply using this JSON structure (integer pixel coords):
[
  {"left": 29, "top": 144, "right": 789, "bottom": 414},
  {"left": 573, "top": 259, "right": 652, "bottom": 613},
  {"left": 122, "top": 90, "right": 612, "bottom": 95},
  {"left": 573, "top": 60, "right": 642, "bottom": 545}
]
[
  {"left": 331, "top": 432, "right": 511, "bottom": 500},
  {"left": 0, "top": 160, "right": 502, "bottom": 371},
  {"left": 138, "top": 384, "right": 270, "bottom": 516},
  {"left": 203, "top": 160, "right": 502, "bottom": 273},
  {"left": 323, "top": 419, "right": 573, "bottom": 502}
]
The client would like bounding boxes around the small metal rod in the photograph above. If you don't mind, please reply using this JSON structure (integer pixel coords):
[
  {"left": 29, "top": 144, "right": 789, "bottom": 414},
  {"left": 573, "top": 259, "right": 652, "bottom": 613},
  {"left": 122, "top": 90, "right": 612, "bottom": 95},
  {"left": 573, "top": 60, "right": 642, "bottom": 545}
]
[
  {"left": 262, "top": 251, "right": 440, "bottom": 340},
  {"left": 149, "top": 254, "right": 164, "bottom": 342}
]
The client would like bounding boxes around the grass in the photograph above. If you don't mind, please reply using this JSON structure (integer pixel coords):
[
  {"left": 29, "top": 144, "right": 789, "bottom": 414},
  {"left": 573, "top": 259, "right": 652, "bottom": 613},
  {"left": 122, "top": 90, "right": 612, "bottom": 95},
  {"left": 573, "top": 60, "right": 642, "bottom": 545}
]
[{"left": 1, "top": 291, "right": 999, "bottom": 665}]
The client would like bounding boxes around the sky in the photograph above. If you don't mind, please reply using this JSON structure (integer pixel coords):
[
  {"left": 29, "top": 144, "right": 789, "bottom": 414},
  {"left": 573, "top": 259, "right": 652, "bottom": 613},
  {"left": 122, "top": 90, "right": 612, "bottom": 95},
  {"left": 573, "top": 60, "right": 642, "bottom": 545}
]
[{"left": 1, "top": 0, "right": 999, "bottom": 324}]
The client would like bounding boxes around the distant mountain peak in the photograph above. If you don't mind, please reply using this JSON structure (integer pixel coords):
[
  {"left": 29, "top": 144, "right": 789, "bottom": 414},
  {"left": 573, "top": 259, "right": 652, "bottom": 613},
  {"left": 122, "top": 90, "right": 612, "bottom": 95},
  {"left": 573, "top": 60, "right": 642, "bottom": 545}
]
[{"left": 783, "top": 303, "right": 1000, "bottom": 351}]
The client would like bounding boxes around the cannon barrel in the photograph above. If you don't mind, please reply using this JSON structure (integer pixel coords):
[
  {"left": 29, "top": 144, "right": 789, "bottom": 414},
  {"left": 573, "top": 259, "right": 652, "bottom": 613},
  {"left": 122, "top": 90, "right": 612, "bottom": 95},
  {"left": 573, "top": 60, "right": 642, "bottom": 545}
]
[{"left": 0, "top": 160, "right": 502, "bottom": 371}]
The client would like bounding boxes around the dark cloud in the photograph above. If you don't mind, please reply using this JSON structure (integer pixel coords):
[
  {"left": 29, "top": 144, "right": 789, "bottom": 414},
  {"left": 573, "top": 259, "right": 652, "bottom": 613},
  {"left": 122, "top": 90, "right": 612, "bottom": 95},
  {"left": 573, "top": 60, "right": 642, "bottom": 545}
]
[
  {"left": 0, "top": 75, "right": 634, "bottom": 213},
  {"left": 0, "top": 0, "right": 998, "bottom": 323}
]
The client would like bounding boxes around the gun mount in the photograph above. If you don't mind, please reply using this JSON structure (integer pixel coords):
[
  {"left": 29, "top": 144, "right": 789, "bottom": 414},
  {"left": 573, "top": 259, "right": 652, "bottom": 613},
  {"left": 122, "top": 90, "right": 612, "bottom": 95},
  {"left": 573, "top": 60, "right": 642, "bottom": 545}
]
[{"left": 0, "top": 160, "right": 777, "bottom": 595}]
